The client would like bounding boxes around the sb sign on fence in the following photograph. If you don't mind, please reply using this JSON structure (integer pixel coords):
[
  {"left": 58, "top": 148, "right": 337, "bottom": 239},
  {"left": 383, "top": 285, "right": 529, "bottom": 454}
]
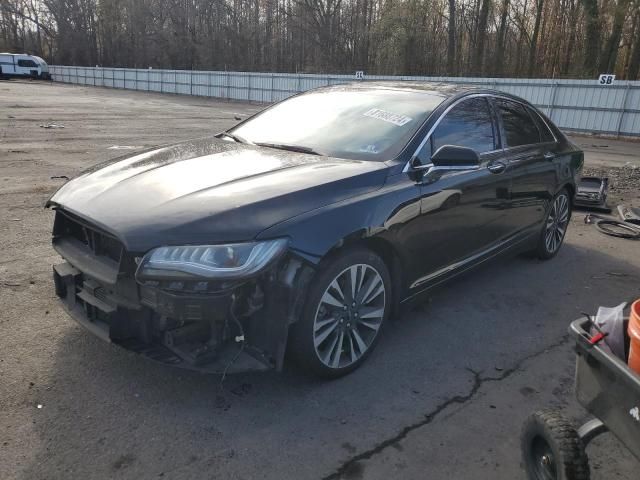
[{"left": 598, "top": 74, "right": 615, "bottom": 85}]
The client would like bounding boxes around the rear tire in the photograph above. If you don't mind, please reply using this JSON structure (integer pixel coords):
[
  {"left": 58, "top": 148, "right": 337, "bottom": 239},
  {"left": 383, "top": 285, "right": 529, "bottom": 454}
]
[
  {"left": 290, "top": 247, "right": 391, "bottom": 378},
  {"left": 535, "top": 189, "right": 570, "bottom": 260},
  {"left": 521, "top": 410, "right": 590, "bottom": 480}
]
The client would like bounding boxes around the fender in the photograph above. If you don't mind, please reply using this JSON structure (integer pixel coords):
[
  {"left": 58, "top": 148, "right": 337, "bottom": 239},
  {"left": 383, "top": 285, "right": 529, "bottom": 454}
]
[{"left": 257, "top": 171, "right": 418, "bottom": 272}]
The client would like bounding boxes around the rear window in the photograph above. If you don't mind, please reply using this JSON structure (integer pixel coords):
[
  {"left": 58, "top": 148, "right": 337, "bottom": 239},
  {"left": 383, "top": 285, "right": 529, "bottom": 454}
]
[{"left": 496, "top": 99, "right": 540, "bottom": 147}]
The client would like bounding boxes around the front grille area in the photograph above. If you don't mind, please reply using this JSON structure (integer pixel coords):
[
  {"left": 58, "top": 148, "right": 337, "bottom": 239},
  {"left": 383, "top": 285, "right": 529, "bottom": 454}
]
[{"left": 53, "top": 210, "right": 123, "bottom": 263}]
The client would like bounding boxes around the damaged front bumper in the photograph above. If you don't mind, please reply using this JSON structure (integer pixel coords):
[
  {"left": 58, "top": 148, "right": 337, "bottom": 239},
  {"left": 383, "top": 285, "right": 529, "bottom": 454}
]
[
  {"left": 51, "top": 212, "right": 314, "bottom": 374},
  {"left": 53, "top": 258, "right": 313, "bottom": 373}
]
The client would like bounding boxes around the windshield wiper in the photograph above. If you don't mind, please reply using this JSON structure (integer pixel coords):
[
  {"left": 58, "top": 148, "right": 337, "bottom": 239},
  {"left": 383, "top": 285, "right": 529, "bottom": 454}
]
[
  {"left": 218, "top": 131, "right": 250, "bottom": 144},
  {"left": 255, "top": 142, "right": 324, "bottom": 156}
]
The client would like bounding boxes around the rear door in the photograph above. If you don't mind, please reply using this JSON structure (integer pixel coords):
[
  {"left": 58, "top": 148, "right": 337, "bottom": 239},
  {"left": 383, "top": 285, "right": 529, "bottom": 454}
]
[{"left": 493, "top": 98, "right": 558, "bottom": 235}]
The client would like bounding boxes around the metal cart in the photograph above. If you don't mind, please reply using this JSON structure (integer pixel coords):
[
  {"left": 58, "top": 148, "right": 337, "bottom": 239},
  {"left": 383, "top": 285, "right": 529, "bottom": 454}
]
[{"left": 521, "top": 317, "right": 640, "bottom": 479}]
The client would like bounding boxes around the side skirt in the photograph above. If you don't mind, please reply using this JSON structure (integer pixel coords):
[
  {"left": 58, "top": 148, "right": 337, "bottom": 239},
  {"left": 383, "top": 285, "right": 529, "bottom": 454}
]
[{"left": 399, "top": 229, "right": 539, "bottom": 309}]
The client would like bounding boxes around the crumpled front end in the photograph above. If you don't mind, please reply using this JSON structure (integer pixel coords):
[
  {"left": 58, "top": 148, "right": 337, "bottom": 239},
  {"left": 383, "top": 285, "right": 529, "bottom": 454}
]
[{"left": 51, "top": 209, "right": 314, "bottom": 373}]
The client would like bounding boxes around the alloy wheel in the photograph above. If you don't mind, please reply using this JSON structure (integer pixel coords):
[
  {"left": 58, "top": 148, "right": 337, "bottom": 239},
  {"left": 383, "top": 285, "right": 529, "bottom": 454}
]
[
  {"left": 544, "top": 193, "right": 569, "bottom": 254},
  {"left": 313, "top": 264, "right": 386, "bottom": 369}
]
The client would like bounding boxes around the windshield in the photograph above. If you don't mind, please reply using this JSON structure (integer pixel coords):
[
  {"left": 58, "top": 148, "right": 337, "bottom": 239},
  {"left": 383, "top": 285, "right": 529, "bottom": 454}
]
[{"left": 230, "top": 88, "right": 443, "bottom": 160}]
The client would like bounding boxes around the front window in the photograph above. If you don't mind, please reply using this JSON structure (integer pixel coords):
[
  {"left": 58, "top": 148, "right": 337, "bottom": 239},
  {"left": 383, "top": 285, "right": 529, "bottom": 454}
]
[
  {"left": 431, "top": 97, "right": 496, "bottom": 154},
  {"left": 230, "top": 88, "right": 443, "bottom": 161},
  {"left": 18, "top": 59, "right": 38, "bottom": 68},
  {"left": 415, "top": 96, "right": 496, "bottom": 165},
  {"left": 496, "top": 99, "right": 541, "bottom": 147}
]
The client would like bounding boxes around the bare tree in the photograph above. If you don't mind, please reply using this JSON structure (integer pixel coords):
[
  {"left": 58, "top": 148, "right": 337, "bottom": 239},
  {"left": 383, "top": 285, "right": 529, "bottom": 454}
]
[
  {"left": 447, "top": 0, "right": 456, "bottom": 74},
  {"left": 1, "top": 0, "right": 638, "bottom": 79}
]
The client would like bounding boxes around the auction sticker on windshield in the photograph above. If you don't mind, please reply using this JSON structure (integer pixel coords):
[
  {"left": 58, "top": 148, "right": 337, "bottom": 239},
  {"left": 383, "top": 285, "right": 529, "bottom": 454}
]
[{"left": 363, "top": 108, "right": 413, "bottom": 126}]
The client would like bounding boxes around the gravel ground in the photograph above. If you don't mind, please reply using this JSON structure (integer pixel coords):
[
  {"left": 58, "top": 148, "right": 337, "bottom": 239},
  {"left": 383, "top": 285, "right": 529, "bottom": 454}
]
[
  {"left": 582, "top": 165, "right": 640, "bottom": 203},
  {"left": 1, "top": 80, "right": 639, "bottom": 480}
]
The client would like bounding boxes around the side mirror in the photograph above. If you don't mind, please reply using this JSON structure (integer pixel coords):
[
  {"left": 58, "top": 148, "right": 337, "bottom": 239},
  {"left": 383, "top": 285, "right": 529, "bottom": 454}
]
[{"left": 431, "top": 145, "right": 480, "bottom": 169}]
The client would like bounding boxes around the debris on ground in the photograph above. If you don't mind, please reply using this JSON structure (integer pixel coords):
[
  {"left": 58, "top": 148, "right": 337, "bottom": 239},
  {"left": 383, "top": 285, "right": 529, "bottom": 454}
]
[
  {"left": 618, "top": 205, "right": 640, "bottom": 225},
  {"left": 50, "top": 175, "right": 69, "bottom": 180},
  {"left": 574, "top": 176, "right": 610, "bottom": 212},
  {"left": 39, "top": 123, "right": 65, "bottom": 129},
  {"left": 582, "top": 165, "right": 640, "bottom": 197},
  {"left": 584, "top": 213, "right": 640, "bottom": 240}
]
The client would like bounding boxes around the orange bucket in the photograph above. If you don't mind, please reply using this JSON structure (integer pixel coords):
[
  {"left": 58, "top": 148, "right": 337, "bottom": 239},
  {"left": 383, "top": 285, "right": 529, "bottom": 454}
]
[{"left": 628, "top": 299, "right": 640, "bottom": 375}]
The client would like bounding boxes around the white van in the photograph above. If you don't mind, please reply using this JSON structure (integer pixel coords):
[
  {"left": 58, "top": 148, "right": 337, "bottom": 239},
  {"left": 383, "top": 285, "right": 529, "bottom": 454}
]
[{"left": 0, "top": 53, "right": 50, "bottom": 79}]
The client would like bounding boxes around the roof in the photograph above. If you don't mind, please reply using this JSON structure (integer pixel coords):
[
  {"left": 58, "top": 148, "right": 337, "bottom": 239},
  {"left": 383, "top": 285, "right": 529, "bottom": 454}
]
[
  {"left": 311, "top": 81, "right": 532, "bottom": 107},
  {"left": 318, "top": 81, "right": 479, "bottom": 98}
]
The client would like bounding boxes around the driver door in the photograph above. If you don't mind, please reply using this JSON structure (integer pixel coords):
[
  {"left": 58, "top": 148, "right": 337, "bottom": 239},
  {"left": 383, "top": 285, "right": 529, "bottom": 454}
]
[{"left": 403, "top": 96, "right": 513, "bottom": 290}]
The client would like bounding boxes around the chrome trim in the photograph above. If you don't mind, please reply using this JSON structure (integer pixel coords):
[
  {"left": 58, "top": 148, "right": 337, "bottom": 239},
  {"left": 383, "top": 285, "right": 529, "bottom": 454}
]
[
  {"left": 414, "top": 163, "right": 480, "bottom": 173},
  {"left": 403, "top": 93, "right": 556, "bottom": 173},
  {"left": 425, "top": 164, "right": 480, "bottom": 175},
  {"left": 407, "top": 230, "right": 531, "bottom": 291},
  {"left": 409, "top": 240, "right": 504, "bottom": 289},
  {"left": 529, "top": 108, "right": 559, "bottom": 143},
  {"left": 411, "top": 162, "right": 434, "bottom": 171},
  {"left": 487, "top": 161, "right": 506, "bottom": 173}
]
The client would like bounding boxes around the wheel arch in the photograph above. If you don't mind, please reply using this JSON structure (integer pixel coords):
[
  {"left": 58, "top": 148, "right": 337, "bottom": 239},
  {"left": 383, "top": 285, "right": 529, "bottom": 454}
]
[
  {"left": 321, "top": 233, "right": 406, "bottom": 316},
  {"left": 562, "top": 182, "right": 575, "bottom": 201},
  {"left": 561, "top": 182, "right": 575, "bottom": 218}
]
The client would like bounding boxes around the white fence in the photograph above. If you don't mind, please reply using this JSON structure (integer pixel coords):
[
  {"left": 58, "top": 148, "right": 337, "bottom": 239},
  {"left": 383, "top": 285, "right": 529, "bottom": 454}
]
[{"left": 49, "top": 66, "right": 640, "bottom": 137}]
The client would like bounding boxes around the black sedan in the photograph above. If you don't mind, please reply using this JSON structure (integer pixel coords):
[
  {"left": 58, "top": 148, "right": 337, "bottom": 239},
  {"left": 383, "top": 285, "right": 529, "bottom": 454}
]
[{"left": 47, "top": 82, "right": 583, "bottom": 377}]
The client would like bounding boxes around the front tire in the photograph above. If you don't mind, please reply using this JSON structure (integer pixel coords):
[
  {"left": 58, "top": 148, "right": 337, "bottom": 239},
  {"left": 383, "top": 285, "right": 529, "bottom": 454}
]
[
  {"left": 290, "top": 247, "right": 391, "bottom": 378},
  {"left": 536, "top": 189, "right": 571, "bottom": 260}
]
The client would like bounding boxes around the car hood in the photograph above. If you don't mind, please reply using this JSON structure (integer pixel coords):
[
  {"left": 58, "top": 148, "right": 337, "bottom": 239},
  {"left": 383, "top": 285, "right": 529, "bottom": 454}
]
[{"left": 48, "top": 137, "right": 388, "bottom": 251}]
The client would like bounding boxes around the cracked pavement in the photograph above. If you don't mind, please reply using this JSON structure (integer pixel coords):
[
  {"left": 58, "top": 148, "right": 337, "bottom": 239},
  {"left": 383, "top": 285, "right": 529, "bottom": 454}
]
[
  {"left": 321, "top": 335, "right": 573, "bottom": 480},
  {"left": 1, "top": 81, "right": 639, "bottom": 479}
]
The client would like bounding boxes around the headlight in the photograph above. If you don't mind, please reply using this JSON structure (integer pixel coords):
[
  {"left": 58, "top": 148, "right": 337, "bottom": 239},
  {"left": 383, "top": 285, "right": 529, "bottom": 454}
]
[{"left": 135, "top": 239, "right": 288, "bottom": 281}]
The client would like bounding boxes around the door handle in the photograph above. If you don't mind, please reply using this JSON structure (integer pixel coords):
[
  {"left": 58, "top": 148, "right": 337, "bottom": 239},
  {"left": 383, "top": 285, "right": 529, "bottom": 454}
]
[
  {"left": 487, "top": 161, "right": 506, "bottom": 174},
  {"left": 544, "top": 152, "right": 555, "bottom": 161}
]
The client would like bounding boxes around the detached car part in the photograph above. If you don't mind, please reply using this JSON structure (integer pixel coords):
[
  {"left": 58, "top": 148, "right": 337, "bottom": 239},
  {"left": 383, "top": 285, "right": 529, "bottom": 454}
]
[
  {"left": 574, "top": 176, "right": 610, "bottom": 212},
  {"left": 618, "top": 204, "right": 640, "bottom": 226},
  {"left": 584, "top": 213, "right": 640, "bottom": 240}
]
